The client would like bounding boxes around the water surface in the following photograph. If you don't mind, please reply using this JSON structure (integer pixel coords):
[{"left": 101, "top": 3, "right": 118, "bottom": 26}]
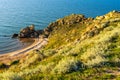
[{"left": 0, "top": 0, "right": 120, "bottom": 54}]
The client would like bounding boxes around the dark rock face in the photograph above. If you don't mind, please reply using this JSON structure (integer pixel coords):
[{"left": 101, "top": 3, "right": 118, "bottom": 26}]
[
  {"left": 12, "top": 34, "right": 18, "bottom": 38},
  {"left": 43, "top": 22, "right": 57, "bottom": 37},
  {"left": 19, "top": 25, "right": 43, "bottom": 38},
  {"left": 36, "top": 30, "right": 44, "bottom": 35},
  {"left": 12, "top": 24, "right": 44, "bottom": 38}
]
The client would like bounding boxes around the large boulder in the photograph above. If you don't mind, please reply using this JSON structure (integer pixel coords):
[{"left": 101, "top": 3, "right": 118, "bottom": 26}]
[
  {"left": 12, "top": 24, "right": 44, "bottom": 38},
  {"left": 19, "top": 25, "right": 41, "bottom": 38}
]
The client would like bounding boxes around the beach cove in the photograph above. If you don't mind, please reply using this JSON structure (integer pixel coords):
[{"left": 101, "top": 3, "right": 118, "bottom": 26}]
[{"left": 0, "top": 0, "right": 119, "bottom": 54}]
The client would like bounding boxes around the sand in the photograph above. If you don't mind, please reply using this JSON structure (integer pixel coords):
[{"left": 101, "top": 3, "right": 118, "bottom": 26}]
[{"left": 0, "top": 37, "right": 48, "bottom": 64}]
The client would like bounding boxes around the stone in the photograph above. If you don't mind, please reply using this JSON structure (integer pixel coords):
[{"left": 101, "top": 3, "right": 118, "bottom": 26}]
[
  {"left": 12, "top": 34, "right": 18, "bottom": 38},
  {"left": 36, "top": 30, "right": 44, "bottom": 34},
  {"left": 18, "top": 25, "right": 37, "bottom": 38},
  {"left": 12, "top": 25, "right": 43, "bottom": 38},
  {"left": 29, "top": 24, "right": 35, "bottom": 31}
]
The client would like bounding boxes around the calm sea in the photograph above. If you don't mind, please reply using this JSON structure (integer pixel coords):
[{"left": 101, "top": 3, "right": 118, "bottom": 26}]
[{"left": 0, "top": 0, "right": 120, "bottom": 54}]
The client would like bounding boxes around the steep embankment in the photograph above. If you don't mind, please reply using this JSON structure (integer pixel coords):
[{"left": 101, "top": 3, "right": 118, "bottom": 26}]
[{"left": 0, "top": 11, "right": 120, "bottom": 80}]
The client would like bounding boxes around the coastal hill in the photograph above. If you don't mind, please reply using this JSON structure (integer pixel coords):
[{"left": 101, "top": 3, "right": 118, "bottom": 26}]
[{"left": 0, "top": 11, "right": 120, "bottom": 80}]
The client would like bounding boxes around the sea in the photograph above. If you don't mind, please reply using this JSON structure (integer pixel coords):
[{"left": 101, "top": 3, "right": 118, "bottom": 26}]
[{"left": 0, "top": 0, "right": 120, "bottom": 54}]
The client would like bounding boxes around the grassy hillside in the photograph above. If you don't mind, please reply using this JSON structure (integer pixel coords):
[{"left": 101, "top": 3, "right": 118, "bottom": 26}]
[{"left": 0, "top": 11, "right": 120, "bottom": 80}]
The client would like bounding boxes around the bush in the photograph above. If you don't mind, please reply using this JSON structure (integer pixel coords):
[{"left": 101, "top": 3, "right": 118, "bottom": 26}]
[
  {"left": 44, "top": 49, "right": 57, "bottom": 57},
  {"left": 52, "top": 57, "right": 82, "bottom": 74},
  {"left": 0, "top": 72, "right": 22, "bottom": 80},
  {"left": 10, "top": 60, "right": 19, "bottom": 65},
  {"left": 0, "top": 63, "right": 7, "bottom": 68},
  {"left": 20, "top": 51, "right": 45, "bottom": 69},
  {"left": 80, "top": 44, "right": 107, "bottom": 67}
]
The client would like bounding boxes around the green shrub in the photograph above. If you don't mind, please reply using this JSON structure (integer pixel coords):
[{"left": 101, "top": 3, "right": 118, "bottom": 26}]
[
  {"left": 0, "top": 72, "right": 22, "bottom": 80},
  {"left": 43, "top": 49, "right": 57, "bottom": 57},
  {"left": 10, "top": 60, "right": 19, "bottom": 65},
  {"left": 0, "top": 63, "right": 7, "bottom": 68},
  {"left": 52, "top": 57, "right": 82, "bottom": 74},
  {"left": 20, "top": 51, "right": 45, "bottom": 69}
]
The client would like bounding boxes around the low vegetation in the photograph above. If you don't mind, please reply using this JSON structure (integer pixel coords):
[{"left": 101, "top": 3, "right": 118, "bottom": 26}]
[{"left": 0, "top": 11, "right": 120, "bottom": 80}]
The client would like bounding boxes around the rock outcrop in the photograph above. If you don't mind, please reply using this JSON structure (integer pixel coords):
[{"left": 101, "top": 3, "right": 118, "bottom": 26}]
[
  {"left": 12, "top": 24, "right": 43, "bottom": 38},
  {"left": 43, "top": 14, "right": 86, "bottom": 37},
  {"left": 12, "top": 11, "right": 120, "bottom": 39},
  {"left": 12, "top": 34, "right": 18, "bottom": 38}
]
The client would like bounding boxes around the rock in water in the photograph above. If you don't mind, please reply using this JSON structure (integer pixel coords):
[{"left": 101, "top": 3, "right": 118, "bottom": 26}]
[
  {"left": 19, "top": 25, "right": 38, "bottom": 38},
  {"left": 12, "top": 24, "right": 44, "bottom": 38},
  {"left": 29, "top": 24, "right": 35, "bottom": 31},
  {"left": 12, "top": 34, "right": 18, "bottom": 38}
]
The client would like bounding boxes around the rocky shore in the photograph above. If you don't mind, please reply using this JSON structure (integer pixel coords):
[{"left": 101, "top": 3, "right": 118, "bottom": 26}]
[
  {"left": 12, "top": 24, "right": 44, "bottom": 38},
  {"left": 0, "top": 11, "right": 120, "bottom": 80}
]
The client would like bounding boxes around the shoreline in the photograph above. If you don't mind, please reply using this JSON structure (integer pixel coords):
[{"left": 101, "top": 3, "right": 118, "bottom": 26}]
[
  {"left": 0, "top": 38, "right": 38, "bottom": 56},
  {"left": 0, "top": 37, "right": 48, "bottom": 64},
  {"left": 0, "top": 38, "right": 35, "bottom": 54}
]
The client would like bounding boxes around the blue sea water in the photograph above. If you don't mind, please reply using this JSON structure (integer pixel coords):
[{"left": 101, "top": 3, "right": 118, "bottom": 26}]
[{"left": 0, "top": 0, "right": 120, "bottom": 54}]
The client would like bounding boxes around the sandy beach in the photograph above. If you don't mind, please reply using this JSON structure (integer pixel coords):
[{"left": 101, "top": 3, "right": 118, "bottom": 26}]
[{"left": 0, "top": 37, "right": 48, "bottom": 64}]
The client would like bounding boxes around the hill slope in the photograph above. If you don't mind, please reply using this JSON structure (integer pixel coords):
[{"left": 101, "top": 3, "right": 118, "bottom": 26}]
[{"left": 0, "top": 11, "right": 120, "bottom": 80}]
